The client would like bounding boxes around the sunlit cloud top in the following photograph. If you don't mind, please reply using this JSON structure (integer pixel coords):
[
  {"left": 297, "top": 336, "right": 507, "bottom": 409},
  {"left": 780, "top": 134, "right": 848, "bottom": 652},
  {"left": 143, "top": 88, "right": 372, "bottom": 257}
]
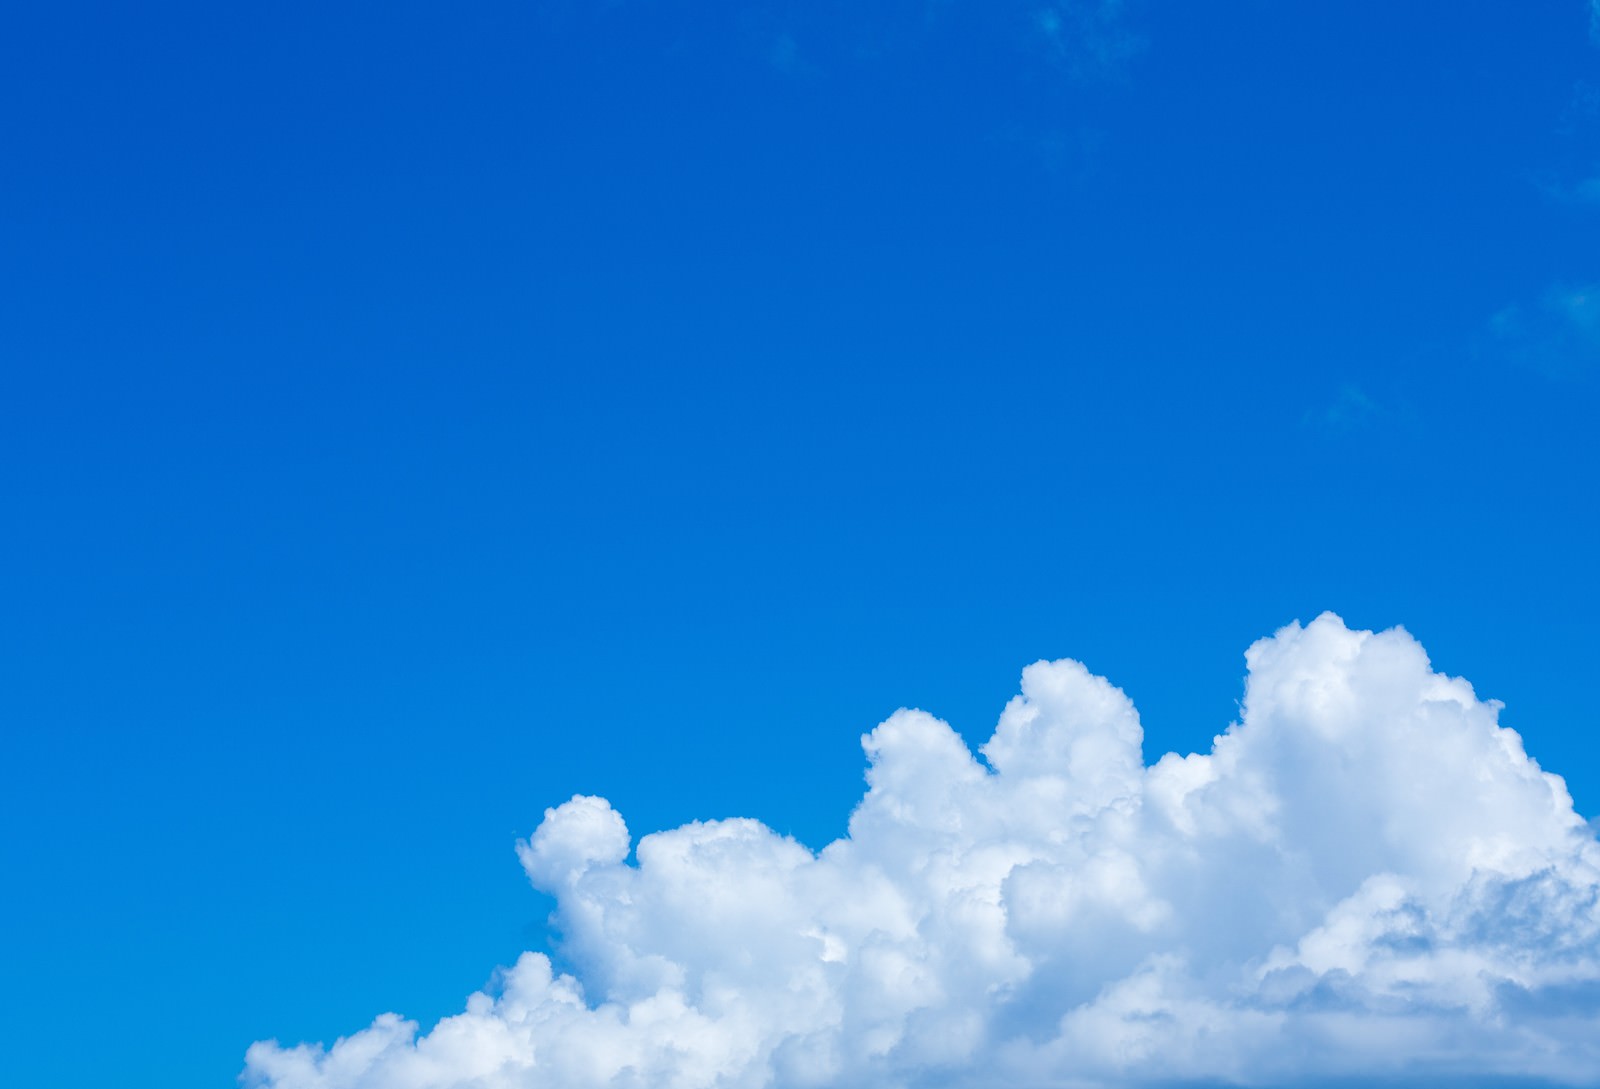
[{"left": 245, "top": 615, "right": 1600, "bottom": 1088}]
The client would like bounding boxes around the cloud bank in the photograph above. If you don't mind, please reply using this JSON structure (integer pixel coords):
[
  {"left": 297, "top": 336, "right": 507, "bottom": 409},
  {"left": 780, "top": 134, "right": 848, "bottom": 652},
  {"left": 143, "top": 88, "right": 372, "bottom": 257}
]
[{"left": 245, "top": 614, "right": 1600, "bottom": 1088}]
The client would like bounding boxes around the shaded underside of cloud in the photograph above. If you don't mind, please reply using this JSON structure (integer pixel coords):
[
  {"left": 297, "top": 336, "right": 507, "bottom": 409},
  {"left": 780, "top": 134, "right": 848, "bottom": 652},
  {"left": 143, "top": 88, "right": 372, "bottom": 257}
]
[{"left": 244, "top": 614, "right": 1600, "bottom": 1088}]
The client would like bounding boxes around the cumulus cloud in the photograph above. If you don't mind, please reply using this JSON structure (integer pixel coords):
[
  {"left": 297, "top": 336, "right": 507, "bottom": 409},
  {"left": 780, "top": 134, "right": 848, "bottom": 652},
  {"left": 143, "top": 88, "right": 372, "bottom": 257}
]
[{"left": 244, "top": 614, "right": 1600, "bottom": 1088}]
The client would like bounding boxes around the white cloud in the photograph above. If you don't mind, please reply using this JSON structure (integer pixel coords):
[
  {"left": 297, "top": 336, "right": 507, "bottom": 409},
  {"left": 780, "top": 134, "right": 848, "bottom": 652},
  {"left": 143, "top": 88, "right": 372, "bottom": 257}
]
[{"left": 244, "top": 614, "right": 1600, "bottom": 1088}]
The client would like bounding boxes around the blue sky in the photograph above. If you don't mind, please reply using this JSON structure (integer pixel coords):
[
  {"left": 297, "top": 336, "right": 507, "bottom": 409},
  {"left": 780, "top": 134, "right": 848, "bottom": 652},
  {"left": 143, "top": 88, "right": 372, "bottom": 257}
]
[{"left": 3, "top": 3, "right": 1600, "bottom": 1087}]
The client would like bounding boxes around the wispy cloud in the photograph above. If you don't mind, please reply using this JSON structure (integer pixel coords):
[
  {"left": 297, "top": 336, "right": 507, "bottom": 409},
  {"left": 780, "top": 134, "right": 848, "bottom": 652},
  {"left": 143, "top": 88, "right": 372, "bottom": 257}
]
[
  {"left": 1491, "top": 282, "right": 1600, "bottom": 377},
  {"left": 1035, "top": 0, "right": 1145, "bottom": 80},
  {"left": 757, "top": 1, "right": 1144, "bottom": 84},
  {"left": 246, "top": 615, "right": 1600, "bottom": 1089},
  {"left": 1305, "top": 383, "right": 1381, "bottom": 431}
]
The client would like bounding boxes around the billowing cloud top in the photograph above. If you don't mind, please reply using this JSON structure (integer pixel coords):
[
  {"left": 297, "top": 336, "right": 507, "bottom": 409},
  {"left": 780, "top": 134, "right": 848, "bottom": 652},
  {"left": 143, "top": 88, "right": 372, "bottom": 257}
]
[{"left": 245, "top": 615, "right": 1600, "bottom": 1088}]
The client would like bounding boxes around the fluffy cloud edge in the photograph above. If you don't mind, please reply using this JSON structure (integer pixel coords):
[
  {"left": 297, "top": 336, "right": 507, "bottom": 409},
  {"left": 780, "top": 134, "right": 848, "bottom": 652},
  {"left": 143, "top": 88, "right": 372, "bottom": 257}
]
[{"left": 243, "top": 614, "right": 1600, "bottom": 1089}]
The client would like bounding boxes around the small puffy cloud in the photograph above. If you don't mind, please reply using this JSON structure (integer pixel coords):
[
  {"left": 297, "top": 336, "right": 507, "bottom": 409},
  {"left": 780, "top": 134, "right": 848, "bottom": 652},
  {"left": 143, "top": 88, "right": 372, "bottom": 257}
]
[{"left": 244, "top": 614, "right": 1600, "bottom": 1088}]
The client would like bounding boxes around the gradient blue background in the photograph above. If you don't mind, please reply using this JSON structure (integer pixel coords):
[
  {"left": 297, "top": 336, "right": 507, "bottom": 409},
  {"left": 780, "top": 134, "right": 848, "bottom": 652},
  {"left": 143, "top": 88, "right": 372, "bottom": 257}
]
[{"left": 3, "top": 3, "right": 1598, "bottom": 1086}]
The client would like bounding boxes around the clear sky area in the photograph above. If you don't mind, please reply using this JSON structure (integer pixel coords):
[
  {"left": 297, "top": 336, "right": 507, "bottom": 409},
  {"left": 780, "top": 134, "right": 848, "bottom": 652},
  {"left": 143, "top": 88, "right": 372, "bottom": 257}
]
[{"left": 3, "top": 3, "right": 1599, "bottom": 1088}]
